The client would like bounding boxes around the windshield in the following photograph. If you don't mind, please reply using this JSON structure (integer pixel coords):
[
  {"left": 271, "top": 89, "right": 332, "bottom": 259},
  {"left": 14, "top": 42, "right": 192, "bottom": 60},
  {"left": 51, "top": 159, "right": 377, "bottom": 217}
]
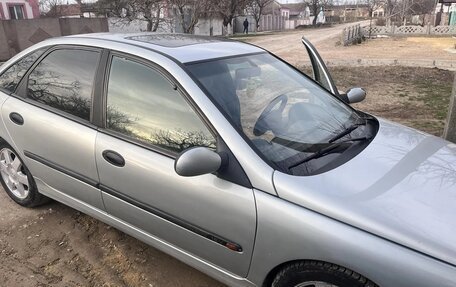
[{"left": 186, "top": 53, "right": 365, "bottom": 175}]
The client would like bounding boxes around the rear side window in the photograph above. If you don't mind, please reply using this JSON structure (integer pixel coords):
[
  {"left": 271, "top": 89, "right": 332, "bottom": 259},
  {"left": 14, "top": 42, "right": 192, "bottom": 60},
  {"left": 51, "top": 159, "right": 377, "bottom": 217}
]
[
  {"left": 27, "top": 49, "right": 100, "bottom": 121},
  {"left": 0, "top": 48, "right": 46, "bottom": 94}
]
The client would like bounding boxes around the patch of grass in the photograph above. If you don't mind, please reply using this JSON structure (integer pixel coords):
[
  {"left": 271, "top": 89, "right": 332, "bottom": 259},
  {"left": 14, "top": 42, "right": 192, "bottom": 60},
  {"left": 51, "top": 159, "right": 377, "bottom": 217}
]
[
  {"left": 327, "top": 66, "right": 454, "bottom": 136},
  {"left": 413, "top": 79, "right": 452, "bottom": 120}
]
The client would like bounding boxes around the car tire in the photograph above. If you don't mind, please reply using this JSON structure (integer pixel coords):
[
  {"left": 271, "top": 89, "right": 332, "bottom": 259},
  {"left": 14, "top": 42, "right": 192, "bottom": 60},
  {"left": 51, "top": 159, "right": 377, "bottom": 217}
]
[
  {"left": 0, "top": 141, "right": 49, "bottom": 207},
  {"left": 272, "top": 260, "right": 378, "bottom": 287}
]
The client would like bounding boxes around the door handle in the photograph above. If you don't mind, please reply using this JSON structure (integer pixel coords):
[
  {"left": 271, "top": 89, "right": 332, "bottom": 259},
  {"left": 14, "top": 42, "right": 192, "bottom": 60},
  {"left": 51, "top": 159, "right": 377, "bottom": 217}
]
[
  {"left": 102, "top": 150, "right": 125, "bottom": 167},
  {"left": 9, "top": 112, "right": 24, "bottom": 125}
]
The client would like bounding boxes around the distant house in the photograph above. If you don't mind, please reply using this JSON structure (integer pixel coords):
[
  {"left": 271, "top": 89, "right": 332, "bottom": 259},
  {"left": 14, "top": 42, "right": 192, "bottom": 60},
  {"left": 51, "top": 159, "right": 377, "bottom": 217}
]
[
  {"left": 372, "top": 5, "right": 385, "bottom": 18},
  {"left": 0, "top": 0, "right": 40, "bottom": 20},
  {"left": 325, "top": 4, "right": 370, "bottom": 21},
  {"left": 280, "top": 3, "right": 308, "bottom": 20},
  {"left": 262, "top": 1, "right": 282, "bottom": 16},
  {"left": 46, "top": 1, "right": 97, "bottom": 18}
]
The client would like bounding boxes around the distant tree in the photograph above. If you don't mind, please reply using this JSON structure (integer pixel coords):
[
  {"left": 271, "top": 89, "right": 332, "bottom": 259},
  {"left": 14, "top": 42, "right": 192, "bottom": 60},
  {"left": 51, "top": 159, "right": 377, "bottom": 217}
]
[
  {"left": 360, "top": 0, "right": 382, "bottom": 36},
  {"left": 246, "top": 0, "right": 274, "bottom": 31},
  {"left": 168, "top": 0, "right": 209, "bottom": 33},
  {"left": 303, "top": 0, "right": 332, "bottom": 26},
  {"left": 210, "top": 0, "right": 251, "bottom": 35},
  {"left": 152, "top": 129, "right": 216, "bottom": 152},
  {"left": 106, "top": 106, "right": 137, "bottom": 136},
  {"left": 39, "top": 0, "right": 63, "bottom": 17},
  {"left": 97, "top": 0, "right": 164, "bottom": 32},
  {"left": 381, "top": 0, "right": 434, "bottom": 26}
]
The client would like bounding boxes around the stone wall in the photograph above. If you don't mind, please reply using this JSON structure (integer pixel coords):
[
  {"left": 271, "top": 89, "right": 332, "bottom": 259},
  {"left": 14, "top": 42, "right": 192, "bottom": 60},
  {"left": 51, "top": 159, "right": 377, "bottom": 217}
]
[{"left": 0, "top": 18, "right": 108, "bottom": 61}]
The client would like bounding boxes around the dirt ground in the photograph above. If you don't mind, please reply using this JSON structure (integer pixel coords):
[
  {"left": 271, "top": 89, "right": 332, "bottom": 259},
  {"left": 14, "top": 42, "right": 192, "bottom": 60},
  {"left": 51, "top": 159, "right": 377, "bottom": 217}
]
[
  {"left": 0, "top": 24, "right": 455, "bottom": 287},
  {"left": 329, "top": 66, "right": 454, "bottom": 136},
  {"left": 240, "top": 27, "right": 456, "bottom": 66},
  {"left": 0, "top": 192, "right": 224, "bottom": 287}
]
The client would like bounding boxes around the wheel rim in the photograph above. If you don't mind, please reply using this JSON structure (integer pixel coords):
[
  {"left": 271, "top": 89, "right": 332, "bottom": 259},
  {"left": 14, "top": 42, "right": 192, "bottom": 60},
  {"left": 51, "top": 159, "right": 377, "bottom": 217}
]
[
  {"left": 295, "top": 282, "right": 338, "bottom": 287},
  {"left": 0, "top": 148, "right": 29, "bottom": 200}
]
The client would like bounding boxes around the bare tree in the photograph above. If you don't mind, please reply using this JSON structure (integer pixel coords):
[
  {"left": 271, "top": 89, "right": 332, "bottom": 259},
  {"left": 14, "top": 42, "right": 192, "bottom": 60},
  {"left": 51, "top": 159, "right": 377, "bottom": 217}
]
[
  {"left": 360, "top": 0, "right": 382, "bottom": 36},
  {"left": 152, "top": 129, "right": 216, "bottom": 152},
  {"left": 168, "top": 0, "right": 209, "bottom": 34},
  {"left": 246, "top": 0, "right": 274, "bottom": 32},
  {"left": 97, "top": 0, "right": 165, "bottom": 32},
  {"left": 382, "top": 0, "right": 434, "bottom": 26},
  {"left": 303, "top": 0, "right": 332, "bottom": 26},
  {"left": 40, "top": 0, "right": 64, "bottom": 17},
  {"left": 210, "top": 0, "right": 250, "bottom": 35}
]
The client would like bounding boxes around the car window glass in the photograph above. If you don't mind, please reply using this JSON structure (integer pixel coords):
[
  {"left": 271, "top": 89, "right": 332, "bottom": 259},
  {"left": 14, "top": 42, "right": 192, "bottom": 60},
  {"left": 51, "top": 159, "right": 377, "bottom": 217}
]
[
  {"left": 106, "top": 56, "right": 216, "bottom": 153},
  {"left": 27, "top": 49, "right": 100, "bottom": 121},
  {"left": 187, "top": 54, "right": 359, "bottom": 174},
  {"left": 0, "top": 48, "right": 46, "bottom": 94}
]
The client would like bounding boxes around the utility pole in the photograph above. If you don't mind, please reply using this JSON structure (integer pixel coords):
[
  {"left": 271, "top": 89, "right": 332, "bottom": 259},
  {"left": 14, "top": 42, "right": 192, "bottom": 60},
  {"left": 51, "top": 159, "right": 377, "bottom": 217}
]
[{"left": 444, "top": 73, "right": 456, "bottom": 143}]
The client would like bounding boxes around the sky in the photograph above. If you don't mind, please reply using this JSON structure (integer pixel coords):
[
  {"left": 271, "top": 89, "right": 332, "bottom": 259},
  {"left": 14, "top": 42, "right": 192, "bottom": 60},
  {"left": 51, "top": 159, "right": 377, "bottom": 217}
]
[{"left": 277, "top": 0, "right": 303, "bottom": 3}]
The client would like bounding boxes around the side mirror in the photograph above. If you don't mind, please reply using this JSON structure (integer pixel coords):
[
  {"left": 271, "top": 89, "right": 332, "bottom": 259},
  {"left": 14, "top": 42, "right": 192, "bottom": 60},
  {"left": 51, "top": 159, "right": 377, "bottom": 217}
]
[
  {"left": 344, "top": 87, "right": 366, "bottom": 104},
  {"left": 174, "top": 147, "right": 222, "bottom": 177}
]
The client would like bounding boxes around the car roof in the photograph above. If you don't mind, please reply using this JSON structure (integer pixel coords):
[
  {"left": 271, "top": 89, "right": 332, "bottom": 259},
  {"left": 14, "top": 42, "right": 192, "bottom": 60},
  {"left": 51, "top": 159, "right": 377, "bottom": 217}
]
[{"left": 66, "top": 33, "right": 266, "bottom": 64}]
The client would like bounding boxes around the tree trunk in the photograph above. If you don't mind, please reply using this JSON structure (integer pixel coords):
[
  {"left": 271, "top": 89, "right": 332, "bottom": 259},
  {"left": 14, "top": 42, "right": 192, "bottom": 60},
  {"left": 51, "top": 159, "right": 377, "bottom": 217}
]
[
  {"left": 444, "top": 73, "right": 456, "bottom": 143},
  {"left": 312, "top": 5, "right": 318, "bottom": 27},
  {"left": 152, "top": 7, "right": 161, "bottom": 32}
]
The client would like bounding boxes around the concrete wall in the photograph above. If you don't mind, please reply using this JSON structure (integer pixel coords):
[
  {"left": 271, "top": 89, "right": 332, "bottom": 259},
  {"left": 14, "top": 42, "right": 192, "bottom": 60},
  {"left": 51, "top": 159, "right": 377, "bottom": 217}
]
[
  {"left": 108, "top": 17, "right": 225, "bottom": 36},
  {"left": 194, "top": 18, "right": 224, "bottom": 36},
  {"left": 108, "top": 18, "right": 173, "bottom": 33},
  {"left": 234, "top": 15, "right": 256, "bottom": 33},
  {"left": 0, "top": 18, "right": 108, "bottom": 61}
]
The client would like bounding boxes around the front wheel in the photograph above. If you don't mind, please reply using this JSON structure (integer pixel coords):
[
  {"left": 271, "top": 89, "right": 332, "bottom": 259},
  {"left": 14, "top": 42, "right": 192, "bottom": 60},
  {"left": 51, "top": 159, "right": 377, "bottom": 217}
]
[
  {"left": 0, "top": 142, "right": 49, "bottom": 207},
  {"left": 272, "top": 261, "right": 378, "bottom": 287}
]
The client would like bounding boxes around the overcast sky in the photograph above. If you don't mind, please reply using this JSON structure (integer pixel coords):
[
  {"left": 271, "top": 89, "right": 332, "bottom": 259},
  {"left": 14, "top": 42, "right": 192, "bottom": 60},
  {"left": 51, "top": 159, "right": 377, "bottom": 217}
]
[{"left": 277, "top": 0, "right": 303, "bottom": 3}]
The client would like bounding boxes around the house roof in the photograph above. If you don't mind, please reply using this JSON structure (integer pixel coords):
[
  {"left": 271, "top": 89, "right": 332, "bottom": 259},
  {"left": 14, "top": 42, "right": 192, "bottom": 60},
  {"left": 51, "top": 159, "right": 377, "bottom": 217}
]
[
  {"left": 48, "top": 3, "right": 82, "bottom": 17},
  {"left": 280, "top": 3, "right": 307, "bottom": 15},
  {"left": 263, "top": 1, "right": 307, "bottom": 15}
]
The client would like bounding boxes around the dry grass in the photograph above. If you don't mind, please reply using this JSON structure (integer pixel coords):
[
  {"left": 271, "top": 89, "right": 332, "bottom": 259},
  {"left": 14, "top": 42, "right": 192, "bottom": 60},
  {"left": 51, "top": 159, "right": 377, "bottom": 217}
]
[{"left": 327, "top": 66, "right": 455, "bottom": 136}]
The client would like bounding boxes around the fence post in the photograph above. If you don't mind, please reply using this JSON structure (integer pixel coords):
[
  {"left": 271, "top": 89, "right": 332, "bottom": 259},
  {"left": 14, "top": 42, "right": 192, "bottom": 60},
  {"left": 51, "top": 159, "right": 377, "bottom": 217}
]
[
  {"left": 341, "top": 28, "right": 346, "bottom": 45},
  {"left": 444, "top": 74, "right": 456, "bottom": 143}
]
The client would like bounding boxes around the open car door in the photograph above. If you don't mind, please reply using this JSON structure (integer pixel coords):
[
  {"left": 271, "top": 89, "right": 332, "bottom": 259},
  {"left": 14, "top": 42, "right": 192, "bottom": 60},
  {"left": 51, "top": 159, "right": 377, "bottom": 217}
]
[
  {"left": 301, "top": 37, "right": 339, "bottom": 96},
  {"left": 301, "top": 37, "right": 366, "bottom": 104}
]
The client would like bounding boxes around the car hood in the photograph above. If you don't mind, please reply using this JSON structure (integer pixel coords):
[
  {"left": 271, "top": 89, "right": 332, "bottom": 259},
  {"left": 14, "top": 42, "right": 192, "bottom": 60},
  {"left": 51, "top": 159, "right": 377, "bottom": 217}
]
[{"left": 273, "top": 118, "right": 456, "bottom": 266}]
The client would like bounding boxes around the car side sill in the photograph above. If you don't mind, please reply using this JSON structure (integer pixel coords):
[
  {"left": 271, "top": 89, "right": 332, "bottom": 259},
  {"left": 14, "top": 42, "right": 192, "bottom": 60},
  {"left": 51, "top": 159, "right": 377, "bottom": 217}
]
[{"left": 33, "top": 177, "right": 256, "bottom": 287}]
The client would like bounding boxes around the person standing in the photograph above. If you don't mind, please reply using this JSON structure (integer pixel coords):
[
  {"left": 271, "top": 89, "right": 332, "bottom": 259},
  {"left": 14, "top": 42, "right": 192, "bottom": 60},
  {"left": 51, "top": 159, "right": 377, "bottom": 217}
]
[{"left": 243, "top": 18, "right": 249, "bottom": 34}]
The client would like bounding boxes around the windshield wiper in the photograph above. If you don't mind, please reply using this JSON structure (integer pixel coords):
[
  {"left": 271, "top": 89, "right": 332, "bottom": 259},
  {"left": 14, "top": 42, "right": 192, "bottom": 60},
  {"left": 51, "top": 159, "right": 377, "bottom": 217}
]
[
  {"left": 328, "top": 119, "right": 367, "bottom": 143},
  {"left": 288, "top": 136, "right": 370, "bottom": 170}
]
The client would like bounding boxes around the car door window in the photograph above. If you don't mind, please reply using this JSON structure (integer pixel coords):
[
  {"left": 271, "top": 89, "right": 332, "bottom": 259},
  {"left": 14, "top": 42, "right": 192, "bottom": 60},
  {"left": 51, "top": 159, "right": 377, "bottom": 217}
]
[
  {"left": 106, "top": 56, "right": 216, "bottom": 154},
  {"left": 0, "top": 48, "right": 46, "bottom": 94},
  {"left": 27, "top": 49, "right": 100, "bottom": 121}
]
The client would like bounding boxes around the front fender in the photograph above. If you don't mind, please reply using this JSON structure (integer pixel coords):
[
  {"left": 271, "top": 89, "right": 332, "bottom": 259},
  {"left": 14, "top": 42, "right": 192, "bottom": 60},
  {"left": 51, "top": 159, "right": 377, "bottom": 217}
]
[{"left": 248, "top": 190, "right": 456, "bottom": 287}]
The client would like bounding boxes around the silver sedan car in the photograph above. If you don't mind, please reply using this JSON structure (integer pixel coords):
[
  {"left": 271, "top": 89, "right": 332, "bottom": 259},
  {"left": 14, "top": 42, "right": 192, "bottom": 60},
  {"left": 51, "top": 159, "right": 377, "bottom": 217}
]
[{"left": 0, "top": 33, "right": 455, "bottom": 287}]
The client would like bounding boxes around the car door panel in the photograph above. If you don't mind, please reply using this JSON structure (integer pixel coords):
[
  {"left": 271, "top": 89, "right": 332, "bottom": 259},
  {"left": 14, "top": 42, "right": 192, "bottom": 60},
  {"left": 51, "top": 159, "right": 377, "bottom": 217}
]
[
  {"left": 96, "top": 132, "right": 256, "bottom": 276},
  {"left": 1, "top": 97, "right": 104, "bottom": 210},
  {"left": 301, "top": 37, "right": 339, "bottom": 96}
]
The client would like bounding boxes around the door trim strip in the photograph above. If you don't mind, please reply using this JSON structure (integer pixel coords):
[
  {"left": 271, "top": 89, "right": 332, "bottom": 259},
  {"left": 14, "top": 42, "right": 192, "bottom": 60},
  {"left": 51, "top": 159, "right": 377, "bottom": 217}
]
[
  {"left": 23, "top": 150, "right": 243, "bottom": 253},
  {"left": 24, "top": 150, "right": 98, "bottom": 187},
  {"left": 100, "top": 184, "right": 243, "bottom": 253}
]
